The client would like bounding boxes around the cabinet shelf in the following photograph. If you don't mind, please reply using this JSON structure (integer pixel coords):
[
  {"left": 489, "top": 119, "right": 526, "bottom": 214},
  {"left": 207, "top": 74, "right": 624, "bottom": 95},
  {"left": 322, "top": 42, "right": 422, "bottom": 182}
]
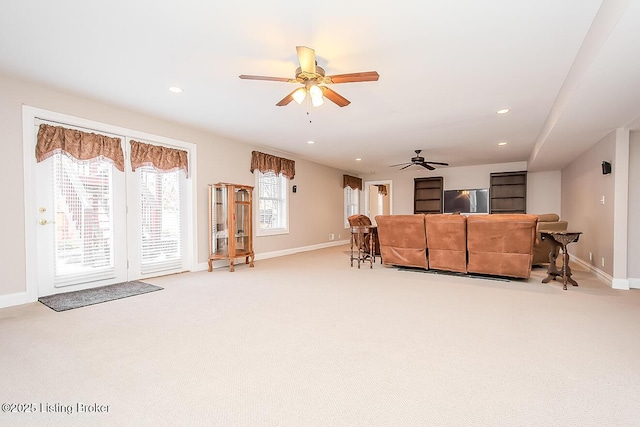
[
  {"left": 489, "top": 171, "right": 527, "bottom": 214},
  {"left": 414, "top": 177, "right": 443, "bottom": 214}
]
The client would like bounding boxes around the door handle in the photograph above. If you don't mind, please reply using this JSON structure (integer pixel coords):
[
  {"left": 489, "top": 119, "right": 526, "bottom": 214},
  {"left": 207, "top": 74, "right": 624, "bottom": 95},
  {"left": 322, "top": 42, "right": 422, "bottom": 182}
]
[{"left": 39, "top": 219, "right": 54, "bottom": 225}]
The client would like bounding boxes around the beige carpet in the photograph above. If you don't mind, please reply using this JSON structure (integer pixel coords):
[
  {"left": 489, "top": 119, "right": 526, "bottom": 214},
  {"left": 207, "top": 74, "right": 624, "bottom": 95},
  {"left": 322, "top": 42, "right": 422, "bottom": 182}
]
[{"left": 1, "top": 245, "right": 639, "bottom": 426}]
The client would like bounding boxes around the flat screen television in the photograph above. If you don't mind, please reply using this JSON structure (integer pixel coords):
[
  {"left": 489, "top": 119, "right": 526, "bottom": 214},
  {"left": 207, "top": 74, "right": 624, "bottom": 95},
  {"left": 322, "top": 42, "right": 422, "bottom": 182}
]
[{"left": 443, "top": 189, "right": 489, "bottom": 214}]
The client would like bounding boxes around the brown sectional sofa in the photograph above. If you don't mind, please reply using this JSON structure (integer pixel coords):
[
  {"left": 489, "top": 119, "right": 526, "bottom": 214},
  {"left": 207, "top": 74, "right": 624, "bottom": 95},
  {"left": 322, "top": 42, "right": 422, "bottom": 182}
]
[{"left": 375, "top": 213, "right": 538, "bottom": 279}]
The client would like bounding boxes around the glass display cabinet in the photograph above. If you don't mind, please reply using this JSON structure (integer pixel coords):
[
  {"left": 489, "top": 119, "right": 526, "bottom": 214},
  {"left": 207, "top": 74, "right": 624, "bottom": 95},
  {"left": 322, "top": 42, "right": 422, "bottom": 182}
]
[{"left": 208, "top": 183, "right": 254, "bottom": 272}]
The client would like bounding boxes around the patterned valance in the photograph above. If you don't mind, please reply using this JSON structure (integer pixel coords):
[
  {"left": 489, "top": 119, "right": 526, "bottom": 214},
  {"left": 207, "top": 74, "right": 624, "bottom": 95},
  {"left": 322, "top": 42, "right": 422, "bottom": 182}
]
[
  {"left": 130, "top": 140, "right": 189, "bottom": 177},
  {"left": 36, "top": 124, "right": 125, "bottom": 171},
  {"left": 250, "top": 151, "right": 295, "bottom": 179},
  {"left": 343, "top": 174, "right": 362, "bottom": 190}
]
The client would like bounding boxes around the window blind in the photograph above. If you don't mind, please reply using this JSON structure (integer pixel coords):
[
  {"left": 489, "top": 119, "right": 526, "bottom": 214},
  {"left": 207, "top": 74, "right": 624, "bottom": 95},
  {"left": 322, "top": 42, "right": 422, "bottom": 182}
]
[{"left": 139, "top": 166, "right": 183, "bottom": 274}]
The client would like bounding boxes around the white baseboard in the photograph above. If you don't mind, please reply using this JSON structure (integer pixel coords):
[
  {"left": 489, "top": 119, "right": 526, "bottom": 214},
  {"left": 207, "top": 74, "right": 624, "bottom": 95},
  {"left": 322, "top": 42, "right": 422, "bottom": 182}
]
[
  {"left": 569, "top": 255, "right": 632, "bottom": 289},
  {"left": 0, "top": 291, "right": 35, "bottom": 309},
  {"left": 196, "top": 239, "right": 350, "bottom": 272},
  {"left": 256, "top": 239, "right": 349, "bottom": 261},
  {"left": 629, "top": 278, "right": 640, "bottom": 289}
]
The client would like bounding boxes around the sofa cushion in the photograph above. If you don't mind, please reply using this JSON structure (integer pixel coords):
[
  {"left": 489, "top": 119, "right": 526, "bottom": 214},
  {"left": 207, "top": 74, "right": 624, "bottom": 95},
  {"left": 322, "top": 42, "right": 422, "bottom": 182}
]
[
  {"left": 536, "top": 213, "right": 560, "bottom": 222},
  {"left": 424, "top": 214, "right": 467, "bottom": 273},
  {"left": 467, "top": 214, "right": 537, "bottom": 279},
  {"left": 375, "top": 214, "right": 428, "bottom": 269}
]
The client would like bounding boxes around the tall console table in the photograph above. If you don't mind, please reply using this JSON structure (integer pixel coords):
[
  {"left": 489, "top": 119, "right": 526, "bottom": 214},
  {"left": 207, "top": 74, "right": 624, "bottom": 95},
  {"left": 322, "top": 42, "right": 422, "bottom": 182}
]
[
  {"left": 350, "top": 225, "right": 377, "bottom": 269},
  {"left": 541, "top": 230, "right": 582, "bottom": 290}
]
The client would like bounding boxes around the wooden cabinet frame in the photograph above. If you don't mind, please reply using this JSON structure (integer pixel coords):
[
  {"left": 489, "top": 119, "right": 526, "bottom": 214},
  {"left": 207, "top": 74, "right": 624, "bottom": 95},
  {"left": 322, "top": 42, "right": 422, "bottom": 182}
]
[
  {"left": 489, "top": 171, "right": 527, "bottom": 214},
  {"left": 208, "top": 182, "right": 255, "bottom": 272}
]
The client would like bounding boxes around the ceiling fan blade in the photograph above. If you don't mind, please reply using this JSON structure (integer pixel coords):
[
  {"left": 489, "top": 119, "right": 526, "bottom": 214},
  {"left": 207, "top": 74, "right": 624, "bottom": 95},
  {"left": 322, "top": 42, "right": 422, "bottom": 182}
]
[
  {"left": 425, "top": 161, "right": 449, "bottom": 166},
  {"left": 321, "top": 87, "right": 351, "bottom": 107},
  {"left": 296, "top": 46, "right": 316, "bottom": 74},
  {"left": 276, "top": 89, "right": 298, "bottom": 106},
  {"left": 324, "top": 71, "right": 380, "bottom": 84},
  {"left": 399, "top": 164, "right": 412, "bottom": 170},
  {"left": 239, "top": 75, "right": 294, "bottom": 82},
  {"left": 389, "top": 162, "right": 411, "bottom": 167},
  {"left": 420, "top": 163, "right": 436, "bottom": 171}
]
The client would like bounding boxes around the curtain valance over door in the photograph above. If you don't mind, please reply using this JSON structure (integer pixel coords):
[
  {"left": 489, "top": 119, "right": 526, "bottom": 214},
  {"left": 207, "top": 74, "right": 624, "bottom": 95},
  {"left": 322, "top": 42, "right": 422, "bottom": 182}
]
[
  {"left": 130, "top": 140, "right": 189, "bottom": 177},
  {"left": 35, "top": 123, "right": 125, "bottom": 171}
]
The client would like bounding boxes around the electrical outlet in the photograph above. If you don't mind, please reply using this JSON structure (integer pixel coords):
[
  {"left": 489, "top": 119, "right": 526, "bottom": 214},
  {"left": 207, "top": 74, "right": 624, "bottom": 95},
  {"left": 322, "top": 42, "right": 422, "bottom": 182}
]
[
  {"left": 589, "top": 252, "right": 593, "bottom": 261},
  {"left": 329, "top": 234, "right": 335, "bottom": 241},
  {"left": 600, "top": 195, "right": 605, "bottom": 205},
  {"left": 601, "top": 257, "right": 605, "bottom": 267}
]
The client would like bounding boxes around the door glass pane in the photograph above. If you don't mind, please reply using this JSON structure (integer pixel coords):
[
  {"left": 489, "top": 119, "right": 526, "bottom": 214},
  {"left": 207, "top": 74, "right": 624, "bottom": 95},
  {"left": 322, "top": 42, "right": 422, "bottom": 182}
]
[
  {"left": 139, "top": 166, "right": 183, "bottom": 274},
  {"left": 53, "top": 154, "right": 115, "bottom": 284}
]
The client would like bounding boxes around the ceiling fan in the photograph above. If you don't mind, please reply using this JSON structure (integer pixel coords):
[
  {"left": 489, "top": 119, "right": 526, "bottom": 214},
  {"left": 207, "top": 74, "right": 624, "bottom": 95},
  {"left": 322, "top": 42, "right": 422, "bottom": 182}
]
[
  {"left": 239, "top": 46, "right": 379, "bottom": 107},
  {"left": 390, "top": 150, "right": 449, "bottom": 171}
]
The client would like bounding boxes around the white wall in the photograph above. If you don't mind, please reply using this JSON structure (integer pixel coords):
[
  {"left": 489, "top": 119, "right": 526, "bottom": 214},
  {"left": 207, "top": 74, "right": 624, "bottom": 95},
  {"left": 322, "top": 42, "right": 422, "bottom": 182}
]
[
  {"left": 527, "top": 170, "right": 562, "bottom": 215},
  {"left": 561, "top": 131, "right": 616, "bottom": 275}
]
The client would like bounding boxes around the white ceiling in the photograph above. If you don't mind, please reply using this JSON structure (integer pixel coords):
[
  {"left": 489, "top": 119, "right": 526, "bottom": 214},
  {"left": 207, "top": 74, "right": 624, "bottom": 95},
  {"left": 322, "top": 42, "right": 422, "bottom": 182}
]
[{"left": 2, "top": 0, "right": 639, "bottom": 174}]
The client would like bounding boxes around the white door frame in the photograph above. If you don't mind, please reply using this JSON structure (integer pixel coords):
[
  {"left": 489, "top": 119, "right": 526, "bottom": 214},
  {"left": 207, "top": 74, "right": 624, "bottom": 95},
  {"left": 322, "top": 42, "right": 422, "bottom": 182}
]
[
  {"left": 22, "top": 105, "right": 198, "bottom": 302},
  {"left": 363, "top": 180, "right": 393, "bottom": 224}
]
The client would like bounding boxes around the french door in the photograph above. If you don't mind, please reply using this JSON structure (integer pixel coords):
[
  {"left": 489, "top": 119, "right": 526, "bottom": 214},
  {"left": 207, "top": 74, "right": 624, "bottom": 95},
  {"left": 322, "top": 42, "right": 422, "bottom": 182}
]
[
  {"left": 36, "top": 151, "right": 128, "bottom": 295},
  {"left": 31, "top": 118, "right": 191, "bottom": 297}
]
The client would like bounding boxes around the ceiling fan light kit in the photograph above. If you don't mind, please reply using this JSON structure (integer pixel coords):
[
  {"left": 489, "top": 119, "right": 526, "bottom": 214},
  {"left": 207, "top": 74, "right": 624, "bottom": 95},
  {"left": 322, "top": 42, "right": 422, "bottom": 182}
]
[
  {"left": 292, "top": 88, "right": 306, "bottom": 104},
  {"left": 239, "top": 46, "right": 379, "bottom": 107}
]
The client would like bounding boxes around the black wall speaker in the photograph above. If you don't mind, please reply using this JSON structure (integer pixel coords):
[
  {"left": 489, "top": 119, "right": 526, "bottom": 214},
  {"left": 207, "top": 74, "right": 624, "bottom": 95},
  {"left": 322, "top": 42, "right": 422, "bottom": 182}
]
[{"left": 602, "top": 161, "right": 612, "bottom": 175}]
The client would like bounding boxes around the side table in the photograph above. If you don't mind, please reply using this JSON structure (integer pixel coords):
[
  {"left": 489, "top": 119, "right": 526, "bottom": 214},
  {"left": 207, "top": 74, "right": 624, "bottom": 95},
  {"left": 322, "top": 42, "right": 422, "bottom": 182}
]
[
  {"left": 350, "top": 225, "right": 376, "bottom": 269},
  {"left": 541, "top": 230, "right": 583, "bottom": 290}
]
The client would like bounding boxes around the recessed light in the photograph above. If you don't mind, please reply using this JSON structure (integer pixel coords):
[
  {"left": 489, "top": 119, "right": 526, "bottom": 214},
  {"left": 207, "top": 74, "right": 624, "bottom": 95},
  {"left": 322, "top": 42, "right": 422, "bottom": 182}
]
[
  {"left": 355, "top": 158, "right": 362, "bottom": 161},
  {"left": 498, "top": 141, "right": 508, "bottom": 146},
  {"left": 307, "top": 140, "right": 315, "bottom": 144},
  {"left": 169, "top": 86, "right": 183, "bottom": 93},
  {"left": 497, "top": 108, "right": 510, "bottom": 114}
]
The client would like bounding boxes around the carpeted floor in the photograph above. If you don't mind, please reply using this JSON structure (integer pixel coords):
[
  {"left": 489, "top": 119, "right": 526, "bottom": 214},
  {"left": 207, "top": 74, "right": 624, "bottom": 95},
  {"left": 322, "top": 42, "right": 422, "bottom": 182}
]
[{"left": 1, "top": 245, "right": 639, "bottom": 426}]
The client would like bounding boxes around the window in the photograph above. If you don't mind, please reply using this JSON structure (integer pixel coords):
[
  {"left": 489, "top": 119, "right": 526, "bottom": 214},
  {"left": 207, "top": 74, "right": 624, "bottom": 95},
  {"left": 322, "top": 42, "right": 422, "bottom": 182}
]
[
  {"left": 344, "top": 186, "right": 360, "bottom": 227},
  {"left": 255, "top": 171, "right": 289, "bottom": 235}
]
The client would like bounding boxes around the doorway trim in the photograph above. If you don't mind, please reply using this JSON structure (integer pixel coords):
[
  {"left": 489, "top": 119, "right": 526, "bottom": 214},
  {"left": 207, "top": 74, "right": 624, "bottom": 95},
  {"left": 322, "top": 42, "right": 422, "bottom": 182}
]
[
  {"left": 22, "top": 105, "right": 198, "bottom": 303},
  {"left": 363, "top": 180, "right": 393, "bottom": 223}
]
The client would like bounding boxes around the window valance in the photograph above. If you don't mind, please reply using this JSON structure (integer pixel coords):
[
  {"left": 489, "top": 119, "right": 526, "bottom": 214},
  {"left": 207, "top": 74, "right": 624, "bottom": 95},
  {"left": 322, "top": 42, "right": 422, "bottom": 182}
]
[
  {"left": 130, "top": 140, "right": 189, "bottom": 177},
  {"left": 343, "top": 174, "right": 362, "bottom": 190},
  {"left": 35, "top": 124, "right": 125, "bottom": 171},
  {"left": 250, "top": 151, "right": 295, "bottom": 180}
]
